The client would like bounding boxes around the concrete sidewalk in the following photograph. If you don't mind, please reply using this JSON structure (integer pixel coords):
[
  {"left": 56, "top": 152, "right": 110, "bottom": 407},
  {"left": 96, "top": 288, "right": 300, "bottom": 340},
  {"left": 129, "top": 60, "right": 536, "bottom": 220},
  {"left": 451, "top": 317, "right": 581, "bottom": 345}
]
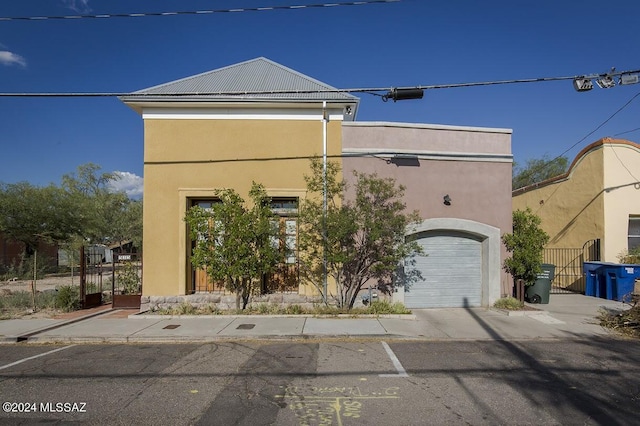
[{"left": 0, "top": 294, "right": 630, "bottom": 344}]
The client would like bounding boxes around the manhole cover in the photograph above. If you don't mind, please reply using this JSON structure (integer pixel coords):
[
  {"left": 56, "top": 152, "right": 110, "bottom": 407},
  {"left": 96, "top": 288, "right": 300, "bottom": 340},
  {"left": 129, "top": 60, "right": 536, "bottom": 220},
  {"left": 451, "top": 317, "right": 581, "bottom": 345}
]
[
  {"left": 163, "top": 324, "right": 181, "bottom": 329},
  {"left": 236, "top": 324, "right": 255, "bottom": 330}
]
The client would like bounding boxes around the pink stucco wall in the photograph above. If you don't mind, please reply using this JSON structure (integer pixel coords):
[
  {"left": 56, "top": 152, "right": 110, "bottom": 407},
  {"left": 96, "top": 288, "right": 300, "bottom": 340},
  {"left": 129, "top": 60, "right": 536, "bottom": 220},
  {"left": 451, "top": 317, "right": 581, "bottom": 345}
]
[{"left": 342, "top": 121, "right": 514, "bottom": 296}]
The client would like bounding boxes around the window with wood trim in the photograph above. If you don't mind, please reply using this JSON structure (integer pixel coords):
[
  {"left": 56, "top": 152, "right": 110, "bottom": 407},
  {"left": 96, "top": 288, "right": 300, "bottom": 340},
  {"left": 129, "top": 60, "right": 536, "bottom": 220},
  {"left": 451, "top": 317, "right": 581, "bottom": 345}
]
[
  {"left": 188, "top": 198, "right": 223, "bottom": 293},
  {"left": 265, "top": 197, "right": 299, "bottom": 292}
]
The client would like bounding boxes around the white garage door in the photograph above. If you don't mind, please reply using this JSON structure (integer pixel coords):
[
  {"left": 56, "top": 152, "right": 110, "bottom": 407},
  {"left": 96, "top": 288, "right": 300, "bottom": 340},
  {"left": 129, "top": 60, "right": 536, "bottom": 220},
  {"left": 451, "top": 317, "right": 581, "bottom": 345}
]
[{"left": 405, "top": 232, "right": 482, "bottom": 308}]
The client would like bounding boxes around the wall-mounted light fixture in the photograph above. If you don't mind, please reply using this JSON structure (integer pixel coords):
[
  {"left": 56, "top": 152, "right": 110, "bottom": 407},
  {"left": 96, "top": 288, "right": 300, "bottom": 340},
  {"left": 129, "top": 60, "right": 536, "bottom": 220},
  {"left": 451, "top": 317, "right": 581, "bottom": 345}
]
[{"left": 443, "top": 194, "right": 452, "bottom": 206}]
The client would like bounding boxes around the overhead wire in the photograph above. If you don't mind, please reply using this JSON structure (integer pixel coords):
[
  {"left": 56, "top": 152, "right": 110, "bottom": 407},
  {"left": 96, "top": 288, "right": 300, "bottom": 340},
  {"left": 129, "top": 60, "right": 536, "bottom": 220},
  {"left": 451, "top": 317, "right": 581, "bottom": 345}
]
[
  {"left": 2, "top": 72, "right": 637, "bottom": 98},
  {"left": 0, "top": 0, "right": 401, "bottom": 22},
  {"left": 513, "top": 89, "right": 640, "bottom": 191}
]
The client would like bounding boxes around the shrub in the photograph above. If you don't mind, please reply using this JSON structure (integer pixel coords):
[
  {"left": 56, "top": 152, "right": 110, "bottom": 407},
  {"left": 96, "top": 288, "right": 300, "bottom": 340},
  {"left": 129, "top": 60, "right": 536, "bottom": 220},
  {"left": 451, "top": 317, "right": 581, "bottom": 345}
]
[
  {"left": 493, "top": 297, "right": 525, "bottom": 310},
  {"left": 0, "top": 291, "right": 32, "bottom": 309},
  {"left": 55, "top": 285, "right": 80, "bottom": 312},
  {"left": 200, "top": 304, "right": 221, "bottom": 315},
  {"left": 174, "top": 302, "right": 197, "bottom": 315},
  {"left": 116, "top": 262, "right": 141, "bottom": 294},
  {"left": 285, "top": 304, "right": 304, "bottom": 315},
  {"left": 617, "top": 248, "right": 640, "bottom": 264},
  {"left": 365, "top": 300, "right": 411, "bottom": 315}
]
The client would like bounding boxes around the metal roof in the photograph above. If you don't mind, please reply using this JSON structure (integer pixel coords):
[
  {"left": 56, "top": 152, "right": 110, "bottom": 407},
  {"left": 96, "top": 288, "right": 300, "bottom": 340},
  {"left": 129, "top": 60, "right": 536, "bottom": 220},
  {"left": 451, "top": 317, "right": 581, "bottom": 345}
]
[{"left": 127, "top": 57, "right": 359, "bottom": 102}]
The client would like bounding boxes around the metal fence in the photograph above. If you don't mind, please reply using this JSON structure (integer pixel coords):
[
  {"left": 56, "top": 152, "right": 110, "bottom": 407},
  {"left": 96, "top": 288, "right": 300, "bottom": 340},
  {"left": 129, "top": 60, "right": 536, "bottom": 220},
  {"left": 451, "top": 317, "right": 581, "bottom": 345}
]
[
  {"left": 544, "top": 239, "right": 600, "bottom": 294},
  {"left": 111, "top": 253, "right": 142, "bottom": 309}
]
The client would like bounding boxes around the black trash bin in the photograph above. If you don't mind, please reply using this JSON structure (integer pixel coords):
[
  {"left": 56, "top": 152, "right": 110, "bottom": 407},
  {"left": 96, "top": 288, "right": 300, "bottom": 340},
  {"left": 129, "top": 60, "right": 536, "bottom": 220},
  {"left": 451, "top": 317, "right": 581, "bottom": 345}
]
[{"left": 526, "top": 263, "right": 555, "bottom": 304}]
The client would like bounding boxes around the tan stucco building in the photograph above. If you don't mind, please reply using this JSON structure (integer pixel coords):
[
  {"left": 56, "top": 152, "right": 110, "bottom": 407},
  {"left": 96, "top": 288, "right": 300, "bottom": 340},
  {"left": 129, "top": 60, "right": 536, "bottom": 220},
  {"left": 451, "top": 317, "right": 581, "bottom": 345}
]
[
  {"left": 121, "top": 58, "right": 359, "bottom": 298},
  {"left": 122, "top": 58, "right": 514, "bottom": 308},
  {"left": 512, "top": 138, "right": 640, "bottom": 288}
]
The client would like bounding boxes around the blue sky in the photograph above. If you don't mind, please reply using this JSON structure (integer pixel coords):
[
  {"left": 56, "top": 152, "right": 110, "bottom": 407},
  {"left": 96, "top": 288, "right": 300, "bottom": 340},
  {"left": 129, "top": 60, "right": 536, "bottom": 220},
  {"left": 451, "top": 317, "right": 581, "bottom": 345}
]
[{"left": 1, "top": 0, "right": 640, "bottom": 197}]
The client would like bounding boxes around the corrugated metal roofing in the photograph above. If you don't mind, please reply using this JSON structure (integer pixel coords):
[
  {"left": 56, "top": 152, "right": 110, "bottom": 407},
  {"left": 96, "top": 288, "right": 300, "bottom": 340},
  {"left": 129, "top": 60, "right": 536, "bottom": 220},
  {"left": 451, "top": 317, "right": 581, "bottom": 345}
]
[{"left": 131, "top": 57, "right": 358, "bottom": 102}]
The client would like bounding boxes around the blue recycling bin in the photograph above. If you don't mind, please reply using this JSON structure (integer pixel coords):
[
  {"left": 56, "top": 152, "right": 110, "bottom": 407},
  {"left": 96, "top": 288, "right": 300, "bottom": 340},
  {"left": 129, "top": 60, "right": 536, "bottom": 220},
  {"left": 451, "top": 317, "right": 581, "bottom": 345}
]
[
  {"left": 583, "top": 262, "right": 608, "bottom": 298},
  {"left": 583, "top": 262, "right": 640, "bottom": 301},
  {"left": 603, "top": 264, "right": 640, "bottom": 301}
]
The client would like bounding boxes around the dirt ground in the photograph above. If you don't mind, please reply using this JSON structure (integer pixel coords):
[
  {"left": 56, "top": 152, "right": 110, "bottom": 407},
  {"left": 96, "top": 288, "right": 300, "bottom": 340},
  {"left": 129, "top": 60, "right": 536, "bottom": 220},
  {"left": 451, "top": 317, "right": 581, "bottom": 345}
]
[
  {"left": 1, "top": 274, "right": 90, "bottom": 319},
  {"left": 0, "top": 274, "right": 80, "bottom": 294}
]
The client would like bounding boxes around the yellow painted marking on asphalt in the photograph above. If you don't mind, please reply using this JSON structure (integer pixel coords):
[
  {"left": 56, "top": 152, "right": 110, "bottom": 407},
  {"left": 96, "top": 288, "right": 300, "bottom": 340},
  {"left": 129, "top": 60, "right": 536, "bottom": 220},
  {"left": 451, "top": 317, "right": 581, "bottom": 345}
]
[{"left": 276, "top": 386, "right": 400, "bottom": 424}]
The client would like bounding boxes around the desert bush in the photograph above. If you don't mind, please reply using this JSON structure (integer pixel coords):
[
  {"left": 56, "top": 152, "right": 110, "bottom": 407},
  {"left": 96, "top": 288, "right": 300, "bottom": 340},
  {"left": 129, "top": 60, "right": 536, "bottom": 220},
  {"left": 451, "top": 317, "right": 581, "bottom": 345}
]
[
  {"left": 55, "top": 285, "right": 80, "bottom": 312},
  {"left": 617, "top": 247, "right": 640, "bottom": 264},
  {"left": 493, "top": 297, "right": 525, "bottom": 310},
  {"left": 364, "top": 300, "right": 411, "bottom": 314}
]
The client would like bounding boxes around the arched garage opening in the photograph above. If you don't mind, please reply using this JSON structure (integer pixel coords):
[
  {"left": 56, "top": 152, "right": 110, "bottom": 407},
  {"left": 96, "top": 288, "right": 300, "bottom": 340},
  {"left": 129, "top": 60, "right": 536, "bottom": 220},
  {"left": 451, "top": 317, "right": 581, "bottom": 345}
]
[{"left": 400, "top": 218, "right": 501, "bottom": 308}]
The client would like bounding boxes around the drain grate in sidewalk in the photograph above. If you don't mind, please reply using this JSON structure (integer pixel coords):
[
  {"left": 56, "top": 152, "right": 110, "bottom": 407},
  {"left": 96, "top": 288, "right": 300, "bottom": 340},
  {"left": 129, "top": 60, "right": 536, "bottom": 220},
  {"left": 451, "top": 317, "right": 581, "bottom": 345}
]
[
  {"left": 236, "top": 324, "right": 255, "bottom": 330},
  {"left": 163, "top": 324, "right": 181, "bottom": 330}
]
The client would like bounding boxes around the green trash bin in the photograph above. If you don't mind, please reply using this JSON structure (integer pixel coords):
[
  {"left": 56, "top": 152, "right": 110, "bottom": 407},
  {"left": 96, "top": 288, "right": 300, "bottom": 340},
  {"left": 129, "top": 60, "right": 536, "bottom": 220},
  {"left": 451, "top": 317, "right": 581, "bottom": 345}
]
[{"left": 526, "top": 263, "right": 555, "bottom": 304}]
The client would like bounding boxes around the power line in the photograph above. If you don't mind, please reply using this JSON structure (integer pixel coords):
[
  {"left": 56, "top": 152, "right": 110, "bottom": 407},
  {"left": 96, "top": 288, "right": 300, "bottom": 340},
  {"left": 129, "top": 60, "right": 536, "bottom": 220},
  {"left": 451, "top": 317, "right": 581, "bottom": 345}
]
[
  {"left": 513, "top": 89, "right": 640, "bottom": 191},
  {"left": 614, "top": 127, "right": 640, "bottom": 137},
  {"left": 4, "top": 70, "right": 640, "bottom": 98},
  {"left": 0, "top": 0, "right": 401, "bottom": 22}
]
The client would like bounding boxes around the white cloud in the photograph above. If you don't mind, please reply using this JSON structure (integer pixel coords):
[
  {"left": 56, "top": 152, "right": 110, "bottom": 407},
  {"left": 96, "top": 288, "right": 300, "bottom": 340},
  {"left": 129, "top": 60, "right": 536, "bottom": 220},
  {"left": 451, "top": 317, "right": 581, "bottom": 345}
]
[
  {"left": 109, "top": 171, "right": 143, "bottom": 199},
  {"left": 62, "top": 0, "right": 91, "bottom": 13},
  {"left": 0, "top": 51, "right": 27, "bottom": 67}
]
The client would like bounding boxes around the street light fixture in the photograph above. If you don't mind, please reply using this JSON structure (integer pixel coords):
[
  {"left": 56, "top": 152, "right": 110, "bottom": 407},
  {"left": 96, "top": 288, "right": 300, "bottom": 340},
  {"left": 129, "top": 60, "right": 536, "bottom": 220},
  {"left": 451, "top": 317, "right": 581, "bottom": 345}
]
[
  {"left": 620, "top": 74, "right": 640, "bottom": 85},
  {"left": 573, "top": 69, "right": 640, "bottom": 92},
  {"left": 573, "top": 77, "right": 593, "bottom": 92},
  {"left": 383, "top": 87, "right": 424, "bottom": 102},
  {"left": 596, "top": 75, "right": 616, "bottom": 89}
]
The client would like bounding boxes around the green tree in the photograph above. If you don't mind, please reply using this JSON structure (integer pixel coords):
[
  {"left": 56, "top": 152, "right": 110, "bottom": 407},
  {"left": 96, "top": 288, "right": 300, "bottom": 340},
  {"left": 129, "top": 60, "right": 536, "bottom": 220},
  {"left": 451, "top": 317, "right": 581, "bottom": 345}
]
[
  {"left": 109, "top": 198, "right": 143, "bottom": 252},
  {"left": 184, "top": 183, "right": 282, "bottom": 310},
  {"left": 298, "top": 158, "right": 422, "bottom": 310},
  {"left": 502, "top": 207, "right": 550, "bottom": 285},
  {"left": 512, "top": 155, "right": 569, "bottom": 190},
  {"left": 61, "top": 163, "right": 126, "bottom": 245},
  {"left": 0, "top": 181, "right": 84, "bottom": 255}
]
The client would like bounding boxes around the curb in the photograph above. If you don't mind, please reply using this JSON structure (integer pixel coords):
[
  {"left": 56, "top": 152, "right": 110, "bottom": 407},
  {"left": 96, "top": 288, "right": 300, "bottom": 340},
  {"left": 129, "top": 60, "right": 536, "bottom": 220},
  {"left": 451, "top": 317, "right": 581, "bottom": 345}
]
[
  {"left": 130, "top": 313, "right": 417, "bottom": 320},
  {"left": 2, "top": 308, "right": 115, "bottom": 343},
  {"left": 489, "top": 307, "right": 546, "bottom": 317}
]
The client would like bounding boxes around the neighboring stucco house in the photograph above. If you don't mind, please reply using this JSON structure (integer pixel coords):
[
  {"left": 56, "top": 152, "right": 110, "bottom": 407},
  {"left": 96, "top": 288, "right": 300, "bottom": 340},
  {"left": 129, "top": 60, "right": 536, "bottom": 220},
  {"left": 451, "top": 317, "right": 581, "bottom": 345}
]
[
  {"left": 342, "top": 122, "right": 512, "bottom": 308},
  {"left": 512, "top": 138, "right": 640, "bottom": 290},
  {"left": 121, "top": 57, "right": 513, "bottom": 308}
]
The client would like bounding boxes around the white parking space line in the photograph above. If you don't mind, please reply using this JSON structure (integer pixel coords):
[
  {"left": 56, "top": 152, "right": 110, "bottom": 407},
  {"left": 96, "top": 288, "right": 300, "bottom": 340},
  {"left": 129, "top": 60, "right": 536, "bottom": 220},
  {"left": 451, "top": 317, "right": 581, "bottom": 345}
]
[
  {"left": 0, "top": 345, "right": 76, "bottom": 371},
  {"left": 379, "top": 341, "right": 409, "bottom": 378}
]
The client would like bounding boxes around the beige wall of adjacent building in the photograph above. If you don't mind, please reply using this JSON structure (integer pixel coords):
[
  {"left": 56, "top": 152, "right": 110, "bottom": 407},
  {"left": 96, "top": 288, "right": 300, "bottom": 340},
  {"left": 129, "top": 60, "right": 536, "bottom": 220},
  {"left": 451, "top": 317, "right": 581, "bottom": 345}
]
[
  {"left": 603, "top": 142, "right": 640, "bottom": 261},
  {"left": 512, "top": 144, "right": 605, "bottom": 251},
  {"left": 142, "top": 116, "right": 343, "bottom": 296},
  {"left": 512, "top": 139, "right": 640, "bottom": 262}
]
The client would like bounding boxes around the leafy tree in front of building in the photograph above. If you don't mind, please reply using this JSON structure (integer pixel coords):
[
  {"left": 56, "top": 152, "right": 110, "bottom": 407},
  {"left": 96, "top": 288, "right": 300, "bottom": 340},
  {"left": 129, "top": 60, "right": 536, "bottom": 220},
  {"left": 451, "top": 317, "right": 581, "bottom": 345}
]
[
  {"left": 512, "top": 155, "right": 569, "bottom": 190},
  {"left": 298, "top": 158, "right": 423, "bottom": 310},
  {"left": 184, "top": 183, "right": 283, "bottom": 310},
  {"left": 502, "top": 207, "right": 549, "bottom": 285},
  {"left": 0, "top": 181, "right": 84, "bottom": 263}
]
